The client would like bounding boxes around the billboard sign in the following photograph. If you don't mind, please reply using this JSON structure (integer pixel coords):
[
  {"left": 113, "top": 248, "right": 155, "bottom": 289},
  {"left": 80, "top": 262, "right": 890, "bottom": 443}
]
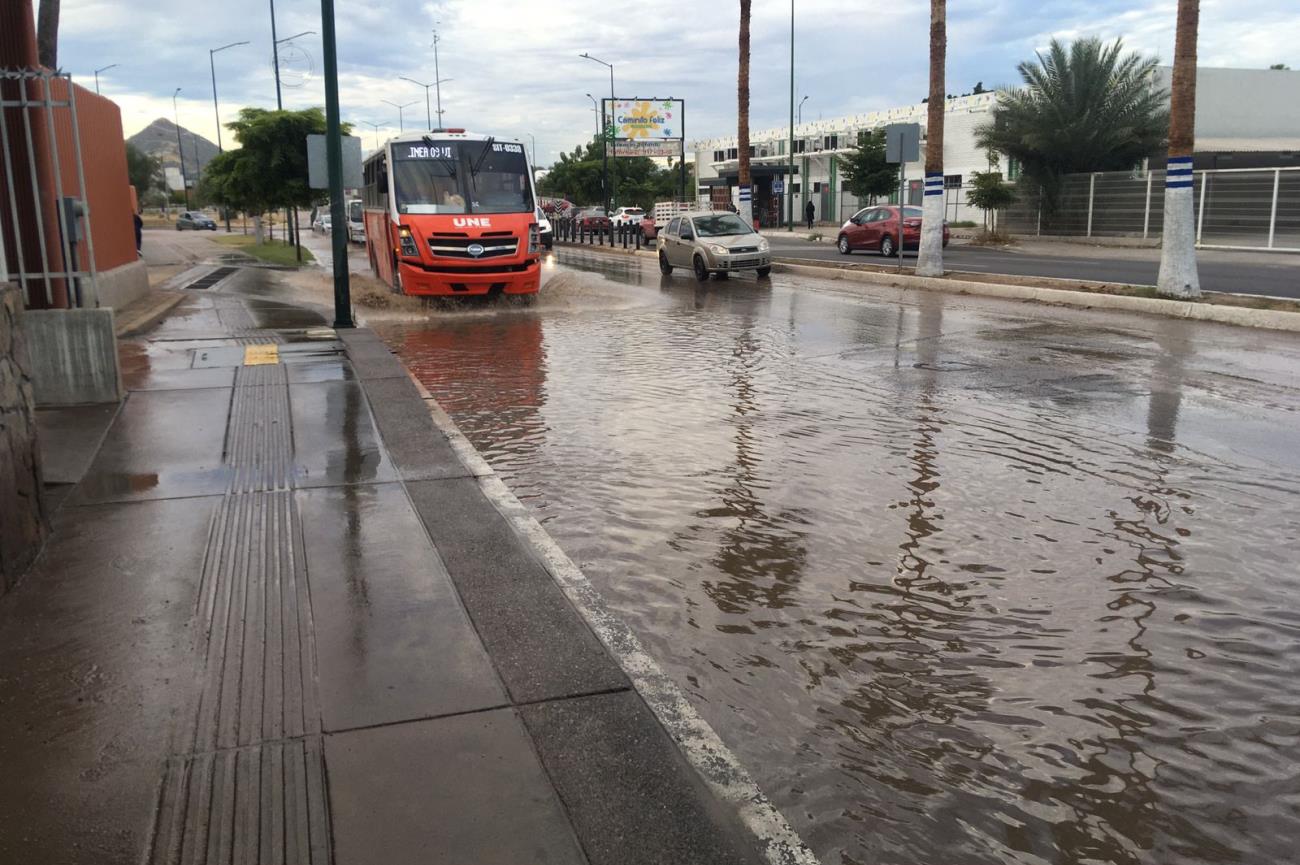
[
  {"left": 612, "top": 99, "right": 683, "bottom": 140},
  {"left": 615, "top": 140, "right": 680, "bottom": 158}
]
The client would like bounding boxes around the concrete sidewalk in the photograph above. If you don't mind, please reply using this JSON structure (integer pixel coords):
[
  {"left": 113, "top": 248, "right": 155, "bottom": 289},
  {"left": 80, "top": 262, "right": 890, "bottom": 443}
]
[{"left": 0, "top": 269, "right": 790, "bottom": 864}]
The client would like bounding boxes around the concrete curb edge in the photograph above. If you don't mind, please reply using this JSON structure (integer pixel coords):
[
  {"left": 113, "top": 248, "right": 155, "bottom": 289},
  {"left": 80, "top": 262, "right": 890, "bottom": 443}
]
[
  {"left": 402, "top": 369, "right": 821, "bottom": 865},
  {"left": 553, "top": 241, "right": 1300, "bottom": 332}
]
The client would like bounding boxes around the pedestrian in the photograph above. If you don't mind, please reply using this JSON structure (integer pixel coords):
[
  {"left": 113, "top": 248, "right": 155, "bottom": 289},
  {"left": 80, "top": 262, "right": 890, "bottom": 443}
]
[
  {"left": 805, "top": 199, "right": 815, "bottom": 229},
  {"left": 133, "top": 210, "right": 143, "bottom": 255}
]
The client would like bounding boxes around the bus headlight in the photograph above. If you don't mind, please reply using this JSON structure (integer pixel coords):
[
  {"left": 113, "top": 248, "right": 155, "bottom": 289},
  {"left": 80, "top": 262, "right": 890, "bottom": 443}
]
[
  {"left": 398, "top": 226, "right": 419, "bottom": 258},
  {"left": 528, "top": 224, "right": 540, "bottom": 254}
]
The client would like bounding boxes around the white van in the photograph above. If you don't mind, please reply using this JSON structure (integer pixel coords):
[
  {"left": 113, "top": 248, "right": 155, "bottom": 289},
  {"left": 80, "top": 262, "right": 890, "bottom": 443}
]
[{"left": 346, "top": 198, "right": 365, "bottom": 244}]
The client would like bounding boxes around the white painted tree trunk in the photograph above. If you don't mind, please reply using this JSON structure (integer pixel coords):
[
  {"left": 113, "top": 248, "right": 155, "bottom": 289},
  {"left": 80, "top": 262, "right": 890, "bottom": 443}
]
[
  {"left": 915, "top": 174, "right": 945, "bottom": 276},
  {"left": 1157, "top": 158, "right": 1200, "bottom": 298},
  {"left": 253, "top": 214, "right": 264, "bottom": 246}
]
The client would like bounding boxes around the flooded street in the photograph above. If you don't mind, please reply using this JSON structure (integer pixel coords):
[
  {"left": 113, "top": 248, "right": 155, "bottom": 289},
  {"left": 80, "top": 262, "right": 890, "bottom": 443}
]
[{"left": 375, "top": 251, "right": 1300, "bottom": 865}]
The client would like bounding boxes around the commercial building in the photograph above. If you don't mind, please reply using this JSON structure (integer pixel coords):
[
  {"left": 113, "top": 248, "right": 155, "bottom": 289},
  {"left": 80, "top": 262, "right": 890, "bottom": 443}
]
[{"left": 692, "top": 67, "right": 1300, "bottom": 227}]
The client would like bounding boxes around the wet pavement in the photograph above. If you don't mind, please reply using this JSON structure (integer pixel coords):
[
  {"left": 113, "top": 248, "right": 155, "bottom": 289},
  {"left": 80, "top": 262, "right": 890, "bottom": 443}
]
[
  {"left": 1, "top": 263, "right": 772, "bottom": 865},
  {"left": 377, "top": 250, "right": 1300, "bottom": 865}
]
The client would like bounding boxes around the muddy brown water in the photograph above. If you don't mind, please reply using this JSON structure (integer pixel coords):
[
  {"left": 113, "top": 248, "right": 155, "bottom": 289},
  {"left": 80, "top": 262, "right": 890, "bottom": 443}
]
[{"left": 375, "top": 253, "right": 1300, "bottom": 865}]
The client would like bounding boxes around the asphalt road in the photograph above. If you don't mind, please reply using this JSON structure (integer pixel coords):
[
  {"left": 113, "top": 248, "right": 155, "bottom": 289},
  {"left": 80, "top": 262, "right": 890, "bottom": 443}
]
[{"left": 763, "top": 233, "right": 1300, "bottom": 299}]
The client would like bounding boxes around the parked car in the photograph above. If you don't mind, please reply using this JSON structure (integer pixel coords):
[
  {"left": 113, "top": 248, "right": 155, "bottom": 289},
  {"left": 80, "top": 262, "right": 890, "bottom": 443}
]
[
  {"left": 640, "top": 213, "right": 658, "bottom": 242},
  {"left": 657, "top": 211, "right": 771, "bottom": 281},
  {"left": 176, "top": 210, "right": 216, "bottom": 231},
  {"left": 536, "top": 207, "right": 554, "bottom": 250},
  {"left": 836, "top": 205, "right": 949, "bottom": 257},
  {"left": 576, "top": 208, "right": 611, "bottom": 231},
  {"left": 611, "top": 206, "right": 645, "bottom": 227}
]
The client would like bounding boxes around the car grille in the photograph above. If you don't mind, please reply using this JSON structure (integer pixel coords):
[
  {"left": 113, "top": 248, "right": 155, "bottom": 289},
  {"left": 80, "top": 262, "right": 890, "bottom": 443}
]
[
  {"left": 427, "top": 236, "right": 519, "bottom": 259},
  {"left": 730, "top": 245, "right": 760, "bottom": 253}
]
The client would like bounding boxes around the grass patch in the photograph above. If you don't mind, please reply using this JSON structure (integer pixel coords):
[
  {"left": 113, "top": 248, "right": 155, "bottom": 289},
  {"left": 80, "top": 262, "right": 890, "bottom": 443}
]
[{"left": 211, "top": 234, "right": 313, "bottom": 266}]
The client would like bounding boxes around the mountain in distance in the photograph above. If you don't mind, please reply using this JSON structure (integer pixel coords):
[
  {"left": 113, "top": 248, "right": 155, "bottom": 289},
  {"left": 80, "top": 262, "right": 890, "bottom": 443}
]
[{"left": 128, "top": 118, "right": 219, "bottom": 178}]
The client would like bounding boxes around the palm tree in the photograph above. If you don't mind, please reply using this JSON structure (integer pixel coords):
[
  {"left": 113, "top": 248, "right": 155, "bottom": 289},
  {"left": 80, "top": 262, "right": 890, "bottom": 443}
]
[
  {"left": 737, "top": 0, "right": 752, "bottom": 224},
  {"left": 37, "top": 0, "right": 58, "bottom": 68},
  {"left": 915, "top": 0, "right": 947, "bottom": 276},
  {"left": 975, "top": 38, "right": 1168, "bottom": 221},
  {"left": 1156, "top": 0, "right": 1201, "bottom": 298}
]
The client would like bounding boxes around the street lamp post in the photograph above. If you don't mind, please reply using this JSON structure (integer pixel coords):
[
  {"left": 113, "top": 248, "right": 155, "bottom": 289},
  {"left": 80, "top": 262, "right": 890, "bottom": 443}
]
[
  {"left": 210, "top": 41, "right": 249, "bottom": 233},
  {"left": 585, "top": 93, "right": 600, "bottom": 139},
  {"left": 798, "top": 95, "right": 809, "bottom": 125},
  {"left": 580, "top": 52, "right": 616, "bottom": 213},
  {"left": 431, "top": 28, "right": 447, "bottom": 124},
  {"left": 382, "top": 100, "right": 417, "bottom": 133},
  {"left": 93, "top": 63, "right": 118, "bottom": 95},
  {"left": 399, "top": 77, "right": 454, "bottom": 130},
  {"left": 173, "top": 87, "right": 190, "bottom": 208},
  {"left": 267, "top": 8, "right": 315, "bottom": 256},
  {"left": 359, "top": 120, "right": 386, "bottom": 152}
]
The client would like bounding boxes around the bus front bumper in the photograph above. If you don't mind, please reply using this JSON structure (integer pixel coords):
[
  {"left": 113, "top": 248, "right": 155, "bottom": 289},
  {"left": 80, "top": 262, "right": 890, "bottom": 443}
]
[{"left": 398, "top": 258, "right": 541, "bottom": 296}]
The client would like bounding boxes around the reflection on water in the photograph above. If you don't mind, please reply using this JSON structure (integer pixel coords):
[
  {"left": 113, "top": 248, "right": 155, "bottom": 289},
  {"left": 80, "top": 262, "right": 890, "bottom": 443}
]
[{"left": 377, "top": 266, "right": 1300, "bottom": 865}]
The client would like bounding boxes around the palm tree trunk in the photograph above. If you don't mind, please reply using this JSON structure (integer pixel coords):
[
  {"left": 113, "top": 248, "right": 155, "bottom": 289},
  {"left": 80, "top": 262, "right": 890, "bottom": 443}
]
[
  {"left": 37, "top": 0, "right": 59, "bottom": 69},
  {"left": 915, "top": 0, "right": 946, "bottom": 276},
  {"left": 1156, "top": 0, "right": 1201, "bottom": 298},
  {"left": 737, "top": 0, "right": 752, "bottom": 223}
]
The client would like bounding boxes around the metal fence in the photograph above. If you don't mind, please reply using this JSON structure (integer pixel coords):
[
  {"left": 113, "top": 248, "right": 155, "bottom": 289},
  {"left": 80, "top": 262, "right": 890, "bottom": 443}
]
[
  {"left": 0, "top": 69, "right": 98, "bottom": 308},
  {"left": 1000, "top": 167, "right": 1300, "bottom": 251}
]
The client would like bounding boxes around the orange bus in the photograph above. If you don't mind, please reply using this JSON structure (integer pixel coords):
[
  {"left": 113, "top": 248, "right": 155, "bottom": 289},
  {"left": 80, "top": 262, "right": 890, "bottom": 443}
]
[{"left": 361, "top": 129, "right": 542, "bottom": 296}]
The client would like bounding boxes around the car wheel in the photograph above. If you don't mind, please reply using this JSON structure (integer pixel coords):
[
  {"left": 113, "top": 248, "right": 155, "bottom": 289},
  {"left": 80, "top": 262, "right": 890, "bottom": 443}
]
[
  {"left": 692, "top": 255, "right": 709, "bottom": 282},
  {"left": 757, "top": 266, "right": 771, "bottom": 278},
  {"left": 880, "top": 234, "right": 896, "bottom": 258},
  {"left": 658, "top": 252, "right": 672, "bottom": 275},
  {"left": 837, "top": 235, "right": 852, "bottom": 255}
]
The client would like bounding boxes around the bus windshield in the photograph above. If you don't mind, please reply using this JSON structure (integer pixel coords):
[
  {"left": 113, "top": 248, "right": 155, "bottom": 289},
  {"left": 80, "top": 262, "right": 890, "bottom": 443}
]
[{"left": 392, "top": 140, "right": 532, "bottom": 216}]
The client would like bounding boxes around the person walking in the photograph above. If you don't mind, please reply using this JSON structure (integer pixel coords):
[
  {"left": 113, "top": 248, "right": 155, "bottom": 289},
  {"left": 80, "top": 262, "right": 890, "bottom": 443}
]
[{"left": 805, "top": 199, "right": 815, "bottom": 229}]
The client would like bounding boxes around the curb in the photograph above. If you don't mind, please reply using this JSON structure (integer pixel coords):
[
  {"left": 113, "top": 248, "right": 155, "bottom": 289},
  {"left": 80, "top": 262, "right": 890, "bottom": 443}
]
[
  {"left": 773, "top": 261, "right": 1300, "bottom": 333},
  {"left": 401, "top": 366, "right": 821, "bottom": 865},
  {"left": 555, "top": 241, "right": 1300, "bottom": 333},
  {"left": 113, "top": 289, "right": 187, "bottom": 337}
]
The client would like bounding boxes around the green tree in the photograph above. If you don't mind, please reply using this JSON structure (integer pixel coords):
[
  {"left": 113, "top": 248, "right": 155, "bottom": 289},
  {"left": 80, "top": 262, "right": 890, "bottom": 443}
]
[
  {"left": 975, "top": 37, "right": 1168, "bottom": 220},
  {"left": 966, "top": 170, "right": 1017, "bottom": 231},
  {"left": 538, "top": 136, "right": 680, "bottom": 209},
  {"left": 1269, "top": 63, "right": 1290, "bottom": 70},
  {"left": 125, "top": 142, "right": 162, "bottom": 195},
  {"left": 840, "top": 128, "right": 898, "bottom": 203}
]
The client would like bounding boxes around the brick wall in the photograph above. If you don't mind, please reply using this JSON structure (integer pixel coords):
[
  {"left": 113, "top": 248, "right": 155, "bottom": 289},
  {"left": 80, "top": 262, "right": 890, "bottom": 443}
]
[{"left": 0, "top": 284, "right": 47, "bottom": 593}]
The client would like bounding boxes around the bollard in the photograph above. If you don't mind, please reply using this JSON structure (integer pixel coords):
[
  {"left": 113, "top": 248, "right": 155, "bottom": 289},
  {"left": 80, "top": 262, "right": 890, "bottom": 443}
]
[
  {"left": 622, "top": 224, "right": 628, "bottom": 249},
  {"left": 635, "top": 227, "right": 641, "bottom": 250}
]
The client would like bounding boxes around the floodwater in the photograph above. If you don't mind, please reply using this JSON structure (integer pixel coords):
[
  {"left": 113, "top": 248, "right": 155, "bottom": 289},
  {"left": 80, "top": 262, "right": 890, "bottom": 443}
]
[{"left": 375, "top": 252, "right": 1300, "bottom": 865}]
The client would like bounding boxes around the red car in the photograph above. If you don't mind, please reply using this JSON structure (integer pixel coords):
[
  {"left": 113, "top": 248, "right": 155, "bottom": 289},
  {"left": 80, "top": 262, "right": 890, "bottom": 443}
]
[
  {"left": 640, "top": 214, "right": 657, "bottom": 241},
  {"left": 576, "top": 208, "right": 611, "bottom": 231},
  {"left": 836, "top": 205, "right": 949, "bottom": 257}
]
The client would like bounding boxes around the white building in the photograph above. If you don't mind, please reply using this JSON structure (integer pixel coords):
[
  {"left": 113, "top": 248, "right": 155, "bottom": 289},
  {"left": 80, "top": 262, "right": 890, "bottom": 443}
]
[
  {"left": 693, "top": 93, "right": 999, "bottom": 227},
  {"left": 691, "top": 67, "right": 1300, "bottom": 228}
]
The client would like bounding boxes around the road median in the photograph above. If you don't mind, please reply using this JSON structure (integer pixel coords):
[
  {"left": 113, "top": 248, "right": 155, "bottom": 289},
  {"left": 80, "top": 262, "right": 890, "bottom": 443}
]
[{"left": 555, "top": 240, "right": 1300, "bottom": 332}]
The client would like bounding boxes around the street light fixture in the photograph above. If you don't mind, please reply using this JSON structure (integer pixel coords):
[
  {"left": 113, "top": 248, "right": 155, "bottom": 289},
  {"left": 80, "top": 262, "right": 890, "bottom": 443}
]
[
  {"left": 585, "top": 93, "right": 600, "bottom": 139},
  {"left": 173, "top": 87, "right": 190, "bottom": 208},
  {"left": 399, "top": 76, "right": 454, "bottom": 130},
  {"left": 209, "top": 41, "right": 249, "bottom": 153},
  {"left": 93, "top": 63, "right": 118, "bottom": 95},
  {"left": 382, "top": 99, "right": 417, "bottom": 133},
  {"left": 798, "top": 95, "right": 809, "bottom": 125},
  {"left": 580, "top": 52, "right": 616, "bottom": 212},
  {"left": 358, "top": 120, "right": 388, "bottom": 152}
]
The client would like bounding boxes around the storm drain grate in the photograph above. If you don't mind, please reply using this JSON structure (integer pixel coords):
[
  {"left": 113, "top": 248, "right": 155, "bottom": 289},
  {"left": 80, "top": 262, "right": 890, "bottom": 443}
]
[{"left": 185, "top": 266, "right": 239, "bottom": 290}]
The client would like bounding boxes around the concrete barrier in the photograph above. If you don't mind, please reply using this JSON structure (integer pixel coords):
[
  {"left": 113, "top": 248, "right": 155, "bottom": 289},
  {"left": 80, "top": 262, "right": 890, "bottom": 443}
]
[
  {"left": 0, "top": 285, "right": 48, "bottom": 593},
  {"left": 20, "top": 308, "right": 122, "bottom": 405}
]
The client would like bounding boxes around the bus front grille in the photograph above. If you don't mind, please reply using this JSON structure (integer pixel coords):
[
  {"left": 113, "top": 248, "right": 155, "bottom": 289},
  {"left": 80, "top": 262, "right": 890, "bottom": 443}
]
[{"left": 427, "top": 237, "right": 519, "bottom": 259}]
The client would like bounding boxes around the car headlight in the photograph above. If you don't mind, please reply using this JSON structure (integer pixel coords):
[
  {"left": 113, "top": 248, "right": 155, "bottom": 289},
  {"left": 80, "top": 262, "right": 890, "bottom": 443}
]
[
  {"left": 708, "top": 243, "right": 728, "bottom": 255},
  {"left": 758, "top": 238, "right": 770, "bottom": 251}
]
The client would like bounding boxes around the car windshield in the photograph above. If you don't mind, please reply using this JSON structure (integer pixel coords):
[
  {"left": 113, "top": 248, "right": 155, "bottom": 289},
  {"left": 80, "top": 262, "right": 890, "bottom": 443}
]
[
  {"left": 692, "top": 212, "right": 753, "bottom": 237},
  {"left": 587, "top": 209, "right": 607, "bottom": 217},
  {"left": 348, "top": 201, "right": 362, "bottom": 221}
]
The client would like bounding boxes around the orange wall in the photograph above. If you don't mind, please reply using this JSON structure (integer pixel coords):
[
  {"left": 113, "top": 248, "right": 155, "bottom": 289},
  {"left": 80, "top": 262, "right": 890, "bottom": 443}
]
[{"left": 49, "top": 79, "right": 137, "bottom": 274}]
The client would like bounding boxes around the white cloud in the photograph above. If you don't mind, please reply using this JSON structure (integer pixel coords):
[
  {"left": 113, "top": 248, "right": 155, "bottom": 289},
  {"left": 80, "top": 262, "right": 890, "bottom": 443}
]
[{"left": 58, "top": 0, "right": 1298, "bottom": 166}]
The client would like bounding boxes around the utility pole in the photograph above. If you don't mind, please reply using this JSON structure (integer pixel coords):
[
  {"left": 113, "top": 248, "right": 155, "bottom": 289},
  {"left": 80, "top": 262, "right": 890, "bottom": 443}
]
[
  {"left": 432, "top": 28, "right": 445, "bottom": 125},
  {"left": 173, "top": 88, "right": 190, "bottom": 208},
  {"left": 320, "top": 0, "right": 352, "bottom": 327},
  {"left": 787, "top": 0, "right": 794, "bottom": 231},
  {"left": 209, "top": 41, "right": 249, "bottom": 233}
]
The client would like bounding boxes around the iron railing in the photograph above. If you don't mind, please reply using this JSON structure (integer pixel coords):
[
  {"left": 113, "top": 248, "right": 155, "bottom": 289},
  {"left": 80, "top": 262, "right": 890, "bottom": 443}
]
[{"left": 0, "top": 69, "right": 98, "bottom": 307}]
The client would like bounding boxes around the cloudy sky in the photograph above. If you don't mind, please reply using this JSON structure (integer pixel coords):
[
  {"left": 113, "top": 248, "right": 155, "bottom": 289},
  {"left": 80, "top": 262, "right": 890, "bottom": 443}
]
[{"left": 62, "top": 0, "right": 1298, "bottom": 164}]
